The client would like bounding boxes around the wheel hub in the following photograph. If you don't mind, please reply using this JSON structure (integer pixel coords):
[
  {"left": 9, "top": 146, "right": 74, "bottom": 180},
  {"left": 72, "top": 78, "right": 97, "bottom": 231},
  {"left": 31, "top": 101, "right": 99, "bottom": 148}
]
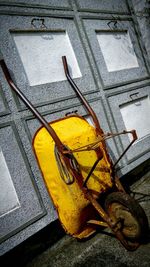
[{"left": 108, "top": 203, "right": 140, "bottom": 239}]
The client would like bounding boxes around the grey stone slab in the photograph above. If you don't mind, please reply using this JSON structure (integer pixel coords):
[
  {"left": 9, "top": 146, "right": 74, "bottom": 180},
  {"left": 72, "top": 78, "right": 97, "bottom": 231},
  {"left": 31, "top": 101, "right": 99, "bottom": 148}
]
[
  {"left": 76, "top": 0, "right": 130, "bottom": 13},
  {"left": 107, "top": 86, "right": 150, "bottom": 164},
  {"left": 0, "top": 148, "right": 20, "bottom": 217},
  {"left": 0, "top": 0, "right": 71, "bottom": 9},
  {"left": 82, "top": 19, "right": 148, "bottom": 88},
  {"left": 0, "top": 91, "right": 6, "bottom": 113},
  {"left": 128, "top": 0, "right": 150, "bottom": 69},
  {"left": 0, "top": 123, "right": 46, "bottom": 244},
  {"left": 12, "top": 31, "right": 82, "bottom": 86},
  {"left": 120, "top": 96, "right": 150, "bottom": 141},
  {"left": 0, "top": 15, "right": 97, "bottom": 109},
  {"left": 0, "top": 83, "right": 10, "bottom": 116},
  {"left": 130, "top": 0, "right": 149, "bottom": 13},
  {"left": 96, "top": 31, "right": 139, "bottom": 72}
]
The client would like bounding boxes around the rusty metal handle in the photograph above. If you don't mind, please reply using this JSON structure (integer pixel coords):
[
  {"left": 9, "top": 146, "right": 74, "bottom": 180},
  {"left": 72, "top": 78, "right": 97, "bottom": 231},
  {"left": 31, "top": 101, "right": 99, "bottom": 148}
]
[
  {"left": 62, "top": 56, "right": 102, "bottom": 133},
  {"left": 0, "top": 59, "right": 65, "bottom": 153}
]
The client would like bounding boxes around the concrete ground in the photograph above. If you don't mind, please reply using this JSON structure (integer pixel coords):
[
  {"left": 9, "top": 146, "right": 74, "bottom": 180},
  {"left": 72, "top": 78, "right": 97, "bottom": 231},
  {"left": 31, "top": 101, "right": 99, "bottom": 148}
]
[
  {"left": 24, "top": 171, "right": 150, "bottom": 267},
  {"left": 1, "top": 169, "right": 150, "bottom": 267}
]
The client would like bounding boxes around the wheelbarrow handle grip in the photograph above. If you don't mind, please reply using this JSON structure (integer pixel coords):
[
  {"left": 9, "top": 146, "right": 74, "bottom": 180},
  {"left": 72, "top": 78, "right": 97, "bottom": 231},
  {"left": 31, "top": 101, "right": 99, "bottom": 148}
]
[
  {"left": 62, "top": 56, "right": 103, "bottom": 133},
  {"left": 131, "top": 129, "right": 138, "bottom": 141}
]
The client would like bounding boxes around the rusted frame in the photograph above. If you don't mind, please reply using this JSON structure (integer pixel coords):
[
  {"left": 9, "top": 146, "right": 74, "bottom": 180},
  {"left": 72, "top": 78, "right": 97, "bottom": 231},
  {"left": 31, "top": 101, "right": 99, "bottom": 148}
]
[
  {"left": 0, "top": 58, "right": 139, "bottom": 250},
  {"left": 61, "top": 56, "right": 139, "bottom": 249},
  {"left": 112, "top": 130, "right": 137, "bottom": 169},
  {"left": 63, "top": 130, "right": 137, "bottom": 155},
  {"left": 62, "top": 55, "right": 137, "bottom": 179},
  {"left": 83, "top": 130, "right": 137, "bottom": 187}
]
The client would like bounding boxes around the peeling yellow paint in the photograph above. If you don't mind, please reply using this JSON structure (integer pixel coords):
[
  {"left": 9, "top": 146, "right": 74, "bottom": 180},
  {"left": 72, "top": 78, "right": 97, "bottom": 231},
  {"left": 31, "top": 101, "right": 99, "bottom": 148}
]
[{"left": 33, "top": 116, "right": 113, "bottom": 238}]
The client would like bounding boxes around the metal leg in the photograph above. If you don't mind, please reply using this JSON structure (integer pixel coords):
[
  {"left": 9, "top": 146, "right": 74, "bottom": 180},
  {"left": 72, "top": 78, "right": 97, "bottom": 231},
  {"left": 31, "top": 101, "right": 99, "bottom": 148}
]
[{"left": 112, "top": 130, "right": 137, "bottom": 170}]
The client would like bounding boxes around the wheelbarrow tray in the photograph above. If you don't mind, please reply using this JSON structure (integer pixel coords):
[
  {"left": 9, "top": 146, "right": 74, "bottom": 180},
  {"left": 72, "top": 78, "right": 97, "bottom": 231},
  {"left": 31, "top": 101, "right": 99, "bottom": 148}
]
[{"left": 33, "top": 115, "right": 113, "bottom": 238}]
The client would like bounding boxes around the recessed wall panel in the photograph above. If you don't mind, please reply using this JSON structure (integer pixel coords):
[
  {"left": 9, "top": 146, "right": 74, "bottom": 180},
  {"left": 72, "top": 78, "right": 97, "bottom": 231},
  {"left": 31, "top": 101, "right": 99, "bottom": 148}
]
[
  {"left": 0, "top": 149, "right": 20, "bottom": 217},
  {"left": 0, "top": 84, "right": 10, "bottom": 115},
  {"left": 0, "top": 95, "right": 6, "bottom": 114},
  {"left": 12, "top": 31, "right": 82, "bottom": 86},
  {"left": 83, "top": 19, "right": 148, "bottom": 88},
  {"left": 107, "top": 87, "right": 150, "bottom": 162},
  {"left": 96, "top": 31, "right": 139, "bottom": 72},
  {"left": 120, "top": 96, "right": 150, "bottom": 141},
  {"left": 0, "top": 123, "right": 45, "bottom": 242}
]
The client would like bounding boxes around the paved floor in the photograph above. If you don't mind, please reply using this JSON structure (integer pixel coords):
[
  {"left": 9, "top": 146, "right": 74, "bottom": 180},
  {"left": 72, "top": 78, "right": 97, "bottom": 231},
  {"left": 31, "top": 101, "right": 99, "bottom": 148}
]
[{"left": 24, "top": 171, "right": 150, "bottom": 267}]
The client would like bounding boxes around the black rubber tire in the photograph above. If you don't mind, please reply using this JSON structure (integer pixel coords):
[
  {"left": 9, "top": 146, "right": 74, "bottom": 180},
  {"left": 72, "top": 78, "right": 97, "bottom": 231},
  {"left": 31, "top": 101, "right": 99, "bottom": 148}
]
[{"left": 105, "top": 192, "right": 148, "bottom": 242}]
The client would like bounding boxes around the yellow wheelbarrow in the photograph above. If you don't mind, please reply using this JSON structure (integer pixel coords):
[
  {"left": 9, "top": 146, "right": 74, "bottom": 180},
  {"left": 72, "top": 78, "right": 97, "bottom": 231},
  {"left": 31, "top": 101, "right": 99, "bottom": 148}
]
[{"left": 0, "top": 56, "right": 148, "bottom": 251}]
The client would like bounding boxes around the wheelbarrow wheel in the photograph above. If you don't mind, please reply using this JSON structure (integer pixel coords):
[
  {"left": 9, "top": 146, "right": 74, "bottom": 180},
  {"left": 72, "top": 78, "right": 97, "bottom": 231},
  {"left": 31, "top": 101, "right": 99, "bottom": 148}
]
[{"left": 105, "top": 192, "right": 148, "bottom": 244}]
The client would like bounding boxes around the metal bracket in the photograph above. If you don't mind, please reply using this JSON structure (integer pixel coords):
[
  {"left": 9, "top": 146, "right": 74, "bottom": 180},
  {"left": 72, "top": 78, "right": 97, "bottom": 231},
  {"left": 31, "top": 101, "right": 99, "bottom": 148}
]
[
  {"left": 31, "top": 18, "right": 47, "bottom": 29},
  {"left": 130, "top": 92, "right": 141, "bottom": 106}
]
